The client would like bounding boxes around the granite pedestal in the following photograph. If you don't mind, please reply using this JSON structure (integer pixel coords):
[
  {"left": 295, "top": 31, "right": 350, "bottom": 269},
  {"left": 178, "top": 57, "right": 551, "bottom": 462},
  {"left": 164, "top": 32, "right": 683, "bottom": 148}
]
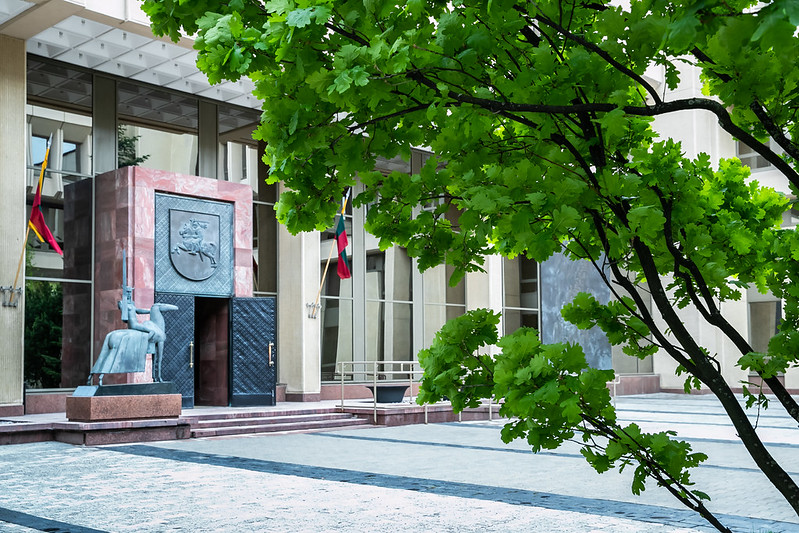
[{"left": 66, "top": 383, "right": 182, "bottom": 422}]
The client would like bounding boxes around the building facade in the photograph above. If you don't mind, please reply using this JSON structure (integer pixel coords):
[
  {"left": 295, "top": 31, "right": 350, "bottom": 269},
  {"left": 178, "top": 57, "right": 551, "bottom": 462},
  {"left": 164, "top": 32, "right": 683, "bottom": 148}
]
[{"left": 0, "top": 0, "right": 794, "bottom": 416}]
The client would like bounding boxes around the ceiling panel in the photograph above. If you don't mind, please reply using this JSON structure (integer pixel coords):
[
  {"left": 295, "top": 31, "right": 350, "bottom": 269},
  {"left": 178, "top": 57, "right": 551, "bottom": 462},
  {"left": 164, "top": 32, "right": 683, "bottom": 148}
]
[
  {"left": 25, "top": 15, "right": 258, "bottom": 110},
  {"left": 0, "top": 0, "right": 33, "bottom": 26}
]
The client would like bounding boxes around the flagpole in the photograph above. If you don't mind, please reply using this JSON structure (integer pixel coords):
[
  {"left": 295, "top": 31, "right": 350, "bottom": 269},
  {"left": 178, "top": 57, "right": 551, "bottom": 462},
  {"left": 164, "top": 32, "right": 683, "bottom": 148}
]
[
  {"left": 310, "top": 190, "right": 350, "bottom": 319},
  {"left": 10, "top": 134, "right": 53, "bottom": 306},
  {"left": 9, "top": 227, "right": 32, "bottom": 306},
  {"left": 311, "top": 237, "right": 338, "bottom": 319}
]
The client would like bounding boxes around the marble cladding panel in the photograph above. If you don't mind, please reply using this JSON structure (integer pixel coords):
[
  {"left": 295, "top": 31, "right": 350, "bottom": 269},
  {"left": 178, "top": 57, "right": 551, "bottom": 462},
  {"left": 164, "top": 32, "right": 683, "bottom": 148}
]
[
  {"left": 132, "top": 242, "right": 155, "bottom": 306},
  {"left": 216, "top": 179, "right": 250, "bottom": 197},
  {"left": 234, "top": 247, "right": 253, "bottom": 267},
  {"left": 133, "top": 186, "right": 156, "bottom": 241},
  {"left": 95, "top": 210, "right": 116, "bottom": 245},
  {"left": 115, "top": 179, "right": 131, "bottom": 209},
  {"left": 94, "top": 179, "right": 116, "bottom": 212},
  {"left": 137, "top": 167, "right": 218, "bottom": 198},
  {"left": 234, "top": 266, "right": 253, "bottom": 297},
  {"left": 115, "top": 208, "right": 130, "bottom": 239},
  {"left": 23, "top": 392, "right": 69, "bottom": 415},
  {"left": 234, "top": 205, "right": 253, "bottom": 249},
  {"left": 541, "top": 252, "right": 612, "bottom": 370},
  {"left": 63, "top": 179, "right": 93, "bottom": 280}
]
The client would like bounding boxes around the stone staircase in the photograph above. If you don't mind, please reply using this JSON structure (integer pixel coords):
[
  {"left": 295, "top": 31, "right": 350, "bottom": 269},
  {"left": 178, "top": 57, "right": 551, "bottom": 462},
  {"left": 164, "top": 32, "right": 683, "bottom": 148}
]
[{"left": 185, "top": 409, "right": 372, "bottom": 438}]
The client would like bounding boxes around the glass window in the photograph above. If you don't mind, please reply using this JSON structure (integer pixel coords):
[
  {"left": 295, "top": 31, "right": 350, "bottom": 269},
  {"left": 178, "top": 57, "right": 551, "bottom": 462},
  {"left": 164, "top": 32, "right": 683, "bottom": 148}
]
[
  {"left": 218, "top": 105, "right": 261, "bottom": 187},
  {"left": 27, "top": 57, "right": 92, "bottom": 112},
  {"left": 24, "top": 280, "right": 63, "bottom": 389},
  {"left": 320, "top": 252, "right": 354, "bottom": 381},
  {"left": 782, "top": 207, "right": 799, "bottom": 228},
  {"left": 254, "top": 202, "right": 278, "bottom": 295},
  {"left": 423, "top": 262, "right": 466, "bottom": 347},
  {"left": 366, "top": 301, "right": 414, "bottom": 363},
  {"left": 365, "top": 249, "right": 414, "bottom": 367},
  {"left": 737, "top": 139, "right": 783, "bottom": 171},
  {"left": 218, "top": 104, "right": 277, "bottom": 297},
  {"left": 320, "top": 199, "right": 354, "bottom": 380},
  {"left": 503, "top": 256, "right": 540, "bottom": 335},
  {"left": 749, "top": 301, "right": 781, "bottom": 354},
  {"left": 118, "top": 82, "right": 199, "bottom": 174},
  {"left": 26, "top": 107, "right": 93, "bottom": 271},
  {"left": 321, "top": 295, "right": 354, "bottom": 381},
  {"left": 25, "top": 58, "right": 95, "bottom": 389}
]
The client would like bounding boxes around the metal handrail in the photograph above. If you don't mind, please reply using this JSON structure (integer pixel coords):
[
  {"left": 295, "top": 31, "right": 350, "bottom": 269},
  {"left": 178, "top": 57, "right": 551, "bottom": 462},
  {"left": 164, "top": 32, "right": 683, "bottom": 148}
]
[{"left": 336, "top": 360, "right": 425, "bottom": 422}]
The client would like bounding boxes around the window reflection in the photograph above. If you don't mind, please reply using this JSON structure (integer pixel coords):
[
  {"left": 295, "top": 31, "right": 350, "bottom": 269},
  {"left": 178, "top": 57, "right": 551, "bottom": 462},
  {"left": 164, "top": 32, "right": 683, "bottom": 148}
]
[
  {"left": 26, "top": 58, "right": 94, "bottom": 390},
  {"left": 219, "top": 104, "right": 261, "bottom": 188},
  {"left": 26, "top": 109, "right": 93, "bottom": 273},
  {"left": 118, "top": 82, "right": 199, "bottom": 174},
  {"left": 749, "top": 301, "right": 781, "bottom": 354},
  {"left": 423, "top": 262, "right": 466, "bottom": 347},
  {"left": 321, "top": 298, "right": 353, "bottom": 381},
  {"left": 366, "top": 250, "right": 413, "bottom": 367},
  {"left": 366, "top": 301, "right": 413, "bottom": 364},
  {"left": 503, "top": 256, "right": 540, "bottom": 335}
]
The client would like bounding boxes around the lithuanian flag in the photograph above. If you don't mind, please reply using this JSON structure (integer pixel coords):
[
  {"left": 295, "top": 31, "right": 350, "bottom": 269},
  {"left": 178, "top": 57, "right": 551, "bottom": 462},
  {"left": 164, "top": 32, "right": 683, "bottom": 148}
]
[{"left": 28, "top": 134, "right": 63, "bottom": 256}]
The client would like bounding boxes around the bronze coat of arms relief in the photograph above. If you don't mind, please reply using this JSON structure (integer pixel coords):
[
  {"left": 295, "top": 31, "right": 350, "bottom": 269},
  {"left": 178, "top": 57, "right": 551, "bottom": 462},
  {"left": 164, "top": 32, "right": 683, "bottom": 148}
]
[
  {"left": 154, "top": 194, "right": 234, "bottom": 297},
  {"left": 169, "top": 210, "right": 220, "bottom": 281}
]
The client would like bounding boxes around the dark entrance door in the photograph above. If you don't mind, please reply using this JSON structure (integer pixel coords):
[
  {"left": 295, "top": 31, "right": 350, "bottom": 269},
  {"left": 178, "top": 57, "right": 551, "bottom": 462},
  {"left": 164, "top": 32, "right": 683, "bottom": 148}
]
[
  {"left": 230, "top": 297, "right": 277, "bottom": 406},
  {"left": 155, "top": 293, "right": 195, "bottom": 408},
  {"left": 194, "top": 297, "right": 230, "bottom": 406}
]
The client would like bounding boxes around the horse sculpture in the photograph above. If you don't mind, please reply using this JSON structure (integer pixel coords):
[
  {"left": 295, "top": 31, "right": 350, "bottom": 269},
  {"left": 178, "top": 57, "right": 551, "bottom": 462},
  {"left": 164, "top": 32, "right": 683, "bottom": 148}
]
[
  {"left": 88, "top": 302, "right": 179, "bottom": 385},
  {"left": 171, "top": 218, "right": 217, "bottom": 267}
]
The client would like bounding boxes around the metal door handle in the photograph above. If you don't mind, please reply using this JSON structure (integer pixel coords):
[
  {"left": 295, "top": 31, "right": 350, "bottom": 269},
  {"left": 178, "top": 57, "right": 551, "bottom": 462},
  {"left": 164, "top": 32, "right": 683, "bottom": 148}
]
[
  {"left": 189, "top": 341, "right": 194, "bottom": 368},
  {"left": 268, "top": 342, "right": 274, "bottom": 366}
]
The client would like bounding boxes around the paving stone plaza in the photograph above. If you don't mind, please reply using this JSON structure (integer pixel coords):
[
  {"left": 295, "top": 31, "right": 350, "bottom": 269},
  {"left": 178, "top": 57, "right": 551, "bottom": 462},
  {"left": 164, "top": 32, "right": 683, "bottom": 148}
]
[{"left": 0, "top": 394, "right": 797, "bottom": 532}]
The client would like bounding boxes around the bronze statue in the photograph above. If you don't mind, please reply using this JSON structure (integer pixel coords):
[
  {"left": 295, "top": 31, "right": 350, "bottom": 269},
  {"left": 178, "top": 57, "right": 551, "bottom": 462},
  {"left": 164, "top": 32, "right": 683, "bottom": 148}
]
[{"left": 87, "top": 252, "right": 178, "bottom": 385}]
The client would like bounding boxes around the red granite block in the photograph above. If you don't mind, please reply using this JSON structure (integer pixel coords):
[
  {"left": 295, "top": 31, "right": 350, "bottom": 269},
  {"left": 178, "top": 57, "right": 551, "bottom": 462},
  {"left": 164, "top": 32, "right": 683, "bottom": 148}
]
[{"left": 66, "top": 394, "right": 182, "bottom": 422}]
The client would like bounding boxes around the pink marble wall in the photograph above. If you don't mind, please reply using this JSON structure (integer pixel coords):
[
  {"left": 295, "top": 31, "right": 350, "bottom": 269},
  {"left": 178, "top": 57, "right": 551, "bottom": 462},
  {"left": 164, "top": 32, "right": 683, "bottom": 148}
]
[{"left": 92, "top": 167, "right": 254, "bottom": 384}]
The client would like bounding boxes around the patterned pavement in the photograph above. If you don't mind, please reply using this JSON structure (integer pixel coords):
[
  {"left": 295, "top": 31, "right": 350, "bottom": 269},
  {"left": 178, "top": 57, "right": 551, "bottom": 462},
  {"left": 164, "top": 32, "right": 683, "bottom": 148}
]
[{"left": 0, "top": 394, "right": 797, "bottom": 532}]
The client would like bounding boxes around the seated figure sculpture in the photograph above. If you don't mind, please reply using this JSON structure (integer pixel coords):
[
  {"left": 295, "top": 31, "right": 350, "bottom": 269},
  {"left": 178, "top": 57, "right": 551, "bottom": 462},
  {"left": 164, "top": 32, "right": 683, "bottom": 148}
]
[{"left": 87, "top": 284, "right": 178, "bottom": 385}]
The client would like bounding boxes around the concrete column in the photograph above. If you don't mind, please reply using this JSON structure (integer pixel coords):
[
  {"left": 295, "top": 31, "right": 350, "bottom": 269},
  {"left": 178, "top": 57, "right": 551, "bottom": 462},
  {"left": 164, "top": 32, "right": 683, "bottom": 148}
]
[
  {"left": 0, "top": 36, "right": 27, "bottom": 415},
  {"left": 277, "top": 205, "right": 322, "bottom": 401}
]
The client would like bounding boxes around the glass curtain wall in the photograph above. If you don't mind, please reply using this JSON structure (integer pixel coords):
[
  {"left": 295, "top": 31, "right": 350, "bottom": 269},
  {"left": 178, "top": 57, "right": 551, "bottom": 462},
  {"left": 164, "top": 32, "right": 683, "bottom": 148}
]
[
  {"left": 503, "top": 255, "right": 540, "bottom": 335},
  {"left": 322, "top": 153, "right": 434, "bottom": 383},
  {"left": 217, "top": 105, "right": 275, "bottom": 296},
  {"left": 25, "top": 57, "right": 94, "bottom": 388}
]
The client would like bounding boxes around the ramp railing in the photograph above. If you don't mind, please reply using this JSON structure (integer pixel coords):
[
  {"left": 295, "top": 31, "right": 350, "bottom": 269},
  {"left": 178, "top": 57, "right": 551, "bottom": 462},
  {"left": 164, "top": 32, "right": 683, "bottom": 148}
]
[{"left": 336, "top": 360, "right": 425, "bottom": 422}]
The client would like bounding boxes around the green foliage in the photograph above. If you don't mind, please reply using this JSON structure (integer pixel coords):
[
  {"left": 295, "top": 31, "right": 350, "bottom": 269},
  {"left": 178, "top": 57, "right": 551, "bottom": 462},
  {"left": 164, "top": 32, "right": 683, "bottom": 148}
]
[
  {"left": 117, "top": 125, "right": 150, "bottom": 168},
  {"left": 24, "top": 280, "right": 62, "bottom": 389},
  {"left": 143, "top": 0, "right": 799, "bottom": 524},
  {"left": 419, "top": 311, "right": 709, "bottom": 504}
]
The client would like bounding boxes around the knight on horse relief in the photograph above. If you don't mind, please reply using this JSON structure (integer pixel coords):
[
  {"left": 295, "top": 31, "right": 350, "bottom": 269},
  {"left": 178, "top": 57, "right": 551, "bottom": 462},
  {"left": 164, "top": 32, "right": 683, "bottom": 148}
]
[
  {"left": 171, "top": 218, "right": 217, "bottom": 266},
  {"left": 87, "top": 253, "right": 178, "bottom": 385},
  {"left": 168, "top": 213, "right": 220, "bottom": 282}
]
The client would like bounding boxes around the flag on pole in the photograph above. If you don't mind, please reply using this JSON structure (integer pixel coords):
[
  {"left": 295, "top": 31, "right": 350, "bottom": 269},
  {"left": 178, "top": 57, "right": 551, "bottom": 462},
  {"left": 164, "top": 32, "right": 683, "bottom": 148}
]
[
  {"left": 28, "top": 134, "right": 63, "bottom": 256},
  {"left": 335, "top": 213, "right": 351, "bottom": 279},
  {"left": 335, "top": 190, "right": 351, "bottom": 279}
]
